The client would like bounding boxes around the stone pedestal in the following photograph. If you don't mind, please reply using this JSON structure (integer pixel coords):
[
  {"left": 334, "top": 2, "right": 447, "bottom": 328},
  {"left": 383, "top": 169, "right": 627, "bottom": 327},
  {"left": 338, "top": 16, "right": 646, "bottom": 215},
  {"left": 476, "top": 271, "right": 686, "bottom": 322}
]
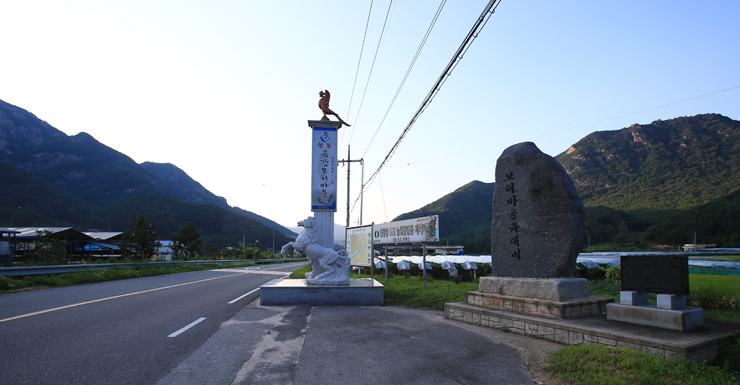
[
  {"left": 470, "top": 277, "right": 613, "bottom": 319},
  {"left": 260, "top": 278, "right": 383, "bottom": 306},
  {"left": 607, "top": 291, "right": 703, "bottom": 331}
]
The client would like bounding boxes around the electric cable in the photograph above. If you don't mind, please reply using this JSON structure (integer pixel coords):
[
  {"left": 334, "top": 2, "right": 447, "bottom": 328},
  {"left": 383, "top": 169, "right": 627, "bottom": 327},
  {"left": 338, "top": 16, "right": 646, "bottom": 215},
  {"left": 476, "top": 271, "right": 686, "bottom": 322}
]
[
  {"left": 361, "top": 0, "right": 448, "bottom": 160},
  {"left": 345, "top": 0, "right": 395, "bottom": 149},
  {"left": 345, "top": 1, "right": 374, "bottom": 121},
  {"left": 388, "top": 84, "right": 740, "bottom": 169},
  {"left": 350, "top": 0, "right": 502, "bottom": 214}
]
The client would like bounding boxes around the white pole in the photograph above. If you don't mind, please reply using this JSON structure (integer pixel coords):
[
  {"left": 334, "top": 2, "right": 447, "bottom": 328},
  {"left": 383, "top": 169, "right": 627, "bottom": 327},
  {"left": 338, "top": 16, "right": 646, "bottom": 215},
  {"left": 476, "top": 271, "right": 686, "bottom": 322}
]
[{"left": 360, "top": 159, "right": 365, "bottom": 226}]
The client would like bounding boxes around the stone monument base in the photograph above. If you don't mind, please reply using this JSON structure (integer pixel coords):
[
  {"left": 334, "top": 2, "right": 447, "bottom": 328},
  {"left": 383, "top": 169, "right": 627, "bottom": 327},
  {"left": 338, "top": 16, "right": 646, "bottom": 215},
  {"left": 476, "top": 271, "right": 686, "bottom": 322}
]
[
  {"left": 472, "top": 277, "right": 613, "bottom": 319},
  {"left": 606, "top": 292, "right": 703, "bottom": 331},
  {"left": 260, "top": 278, "right": 383, "bottom": 306}
]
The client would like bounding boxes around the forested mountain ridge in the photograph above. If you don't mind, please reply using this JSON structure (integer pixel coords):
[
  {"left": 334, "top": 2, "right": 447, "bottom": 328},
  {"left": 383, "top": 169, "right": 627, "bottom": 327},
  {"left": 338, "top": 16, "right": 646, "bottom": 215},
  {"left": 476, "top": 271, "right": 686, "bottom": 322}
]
[
  {"left": 394, "top": 181, "right": 495, "bottom": 253},
  {"left": 555, "top": 113, "right": 740, "bottom": 210},
  {"left": 140, "top": 161, "right": 229, "bottom": 208},
  {"left": 393, "top": 114, "right": 740, "bottom": 250},
  {"left": 140, "top": 162, "right": 296, "bottom": 237},
  {"left": 0, "top": 98, "right": 295, "bottom": 244},
  {"left": 0, "top": 160, "right": 94, "bottom": 226},
  {"left": 0, "top": 99, "right": 66, "bottom": 154}
]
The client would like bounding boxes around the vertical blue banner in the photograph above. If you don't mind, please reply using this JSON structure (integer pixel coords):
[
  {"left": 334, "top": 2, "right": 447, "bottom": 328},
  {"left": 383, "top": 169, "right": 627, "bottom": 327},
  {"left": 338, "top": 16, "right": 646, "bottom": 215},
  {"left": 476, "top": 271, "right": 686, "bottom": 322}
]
[{"left": 311, "top": 127, "right": 337, "bottom": 211}]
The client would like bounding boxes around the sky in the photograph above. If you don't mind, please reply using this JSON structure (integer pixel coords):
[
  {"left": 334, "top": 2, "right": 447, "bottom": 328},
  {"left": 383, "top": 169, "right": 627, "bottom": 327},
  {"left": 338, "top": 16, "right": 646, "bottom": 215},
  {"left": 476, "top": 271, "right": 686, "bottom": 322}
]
[{"left": 1, "top": 1, "right": 739, "bottom": 231}]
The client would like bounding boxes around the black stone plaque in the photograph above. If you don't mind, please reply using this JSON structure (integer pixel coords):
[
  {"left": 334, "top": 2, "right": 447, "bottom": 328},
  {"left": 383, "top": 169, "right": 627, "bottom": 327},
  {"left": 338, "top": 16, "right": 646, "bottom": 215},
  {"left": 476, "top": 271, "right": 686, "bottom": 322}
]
[{"left": 621, "top": 255, "right": 689, "bottom": 296}]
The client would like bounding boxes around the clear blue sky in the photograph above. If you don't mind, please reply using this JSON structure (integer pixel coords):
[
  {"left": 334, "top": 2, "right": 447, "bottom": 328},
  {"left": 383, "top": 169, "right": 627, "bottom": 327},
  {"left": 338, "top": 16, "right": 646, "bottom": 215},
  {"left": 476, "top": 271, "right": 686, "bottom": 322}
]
[{"left": 1, "top": 1, "right": 738, "bottom": 229}]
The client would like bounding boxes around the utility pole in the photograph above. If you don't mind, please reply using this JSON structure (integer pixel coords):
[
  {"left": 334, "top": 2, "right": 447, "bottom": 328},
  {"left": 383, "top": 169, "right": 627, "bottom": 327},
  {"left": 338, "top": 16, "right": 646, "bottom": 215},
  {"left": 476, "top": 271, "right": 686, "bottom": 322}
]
[
  {"left": 272, "top": 230, "right": 276, "bottom": 252},
  {"left": 338, "top": 145, "right": 363, "bottom": 228}
]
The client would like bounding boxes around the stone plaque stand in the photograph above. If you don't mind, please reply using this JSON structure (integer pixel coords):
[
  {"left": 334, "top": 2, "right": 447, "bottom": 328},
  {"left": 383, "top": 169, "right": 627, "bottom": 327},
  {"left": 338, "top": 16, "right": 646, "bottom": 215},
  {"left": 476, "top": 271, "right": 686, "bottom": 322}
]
[
  {"left": 607, "top": 292, "right": 703, "bottom": 331},
  {"left": 606, "top": 254, "right": 703, "bottom": 331}
]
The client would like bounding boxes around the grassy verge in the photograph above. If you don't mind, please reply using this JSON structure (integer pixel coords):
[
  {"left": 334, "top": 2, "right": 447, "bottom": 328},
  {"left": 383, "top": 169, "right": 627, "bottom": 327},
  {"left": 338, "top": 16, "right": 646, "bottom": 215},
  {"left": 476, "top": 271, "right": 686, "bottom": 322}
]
[
  {"left": 290, "top": 265, "right": 478, "bottom": 310},
  {"left": 0, "top": 261, "right": 258, "bottom": 292},
  {"left": 544, "top": 344, "right": 739, "bottom": 385}
]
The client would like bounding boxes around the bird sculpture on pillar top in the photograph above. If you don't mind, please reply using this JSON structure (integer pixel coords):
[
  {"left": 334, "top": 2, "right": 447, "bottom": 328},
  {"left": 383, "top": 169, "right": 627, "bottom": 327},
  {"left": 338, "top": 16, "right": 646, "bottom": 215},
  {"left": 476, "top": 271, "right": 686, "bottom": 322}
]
[{"left": 318, "top": 90, "right": 351, "bottom": 127}]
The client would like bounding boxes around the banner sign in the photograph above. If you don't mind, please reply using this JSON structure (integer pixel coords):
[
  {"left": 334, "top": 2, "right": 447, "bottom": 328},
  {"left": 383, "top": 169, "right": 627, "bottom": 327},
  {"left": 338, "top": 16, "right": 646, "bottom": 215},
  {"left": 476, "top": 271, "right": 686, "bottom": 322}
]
[
  {"left": 373, "top": 215, "right": 439, "bottom": 245},
  {"left": 311, "top": 127, "right": 337, "bottom": 211},
  {"left": 346, "top": 225, "right": 373, "bottom": 267}
]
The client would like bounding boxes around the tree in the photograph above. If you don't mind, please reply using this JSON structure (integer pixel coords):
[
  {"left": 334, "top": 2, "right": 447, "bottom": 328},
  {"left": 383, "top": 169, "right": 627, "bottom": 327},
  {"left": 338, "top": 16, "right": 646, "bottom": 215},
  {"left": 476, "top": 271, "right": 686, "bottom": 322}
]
[
  {"left": 171, "top": 222, "right": 202, "bottom": 260},
  {"left": 33, "top": 230, "right": 66, "bottom": 264},
  {"left": 122, "top": 214, "right": 161, "bottom": 261}
]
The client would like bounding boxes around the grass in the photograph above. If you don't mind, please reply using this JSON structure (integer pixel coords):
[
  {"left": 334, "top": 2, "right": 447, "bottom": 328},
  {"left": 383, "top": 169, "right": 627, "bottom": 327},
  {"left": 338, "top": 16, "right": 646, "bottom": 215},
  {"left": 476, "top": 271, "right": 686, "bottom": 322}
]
[
  {"left": 691, "top": 274, "right": 740, "bottom": 297},
  {"left": 0, "top": 261, "right": 260, "bottom": 292},
  {"left": 545, "top": 344, "right": 740, "bottom": 385}
]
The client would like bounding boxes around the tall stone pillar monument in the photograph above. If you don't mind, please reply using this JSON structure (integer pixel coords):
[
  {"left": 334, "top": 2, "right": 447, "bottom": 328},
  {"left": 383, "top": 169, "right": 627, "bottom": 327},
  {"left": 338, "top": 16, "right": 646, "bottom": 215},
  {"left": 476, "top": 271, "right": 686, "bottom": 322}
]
[{"left": 307, "top": 120, "right": 342, "bottom": 256}]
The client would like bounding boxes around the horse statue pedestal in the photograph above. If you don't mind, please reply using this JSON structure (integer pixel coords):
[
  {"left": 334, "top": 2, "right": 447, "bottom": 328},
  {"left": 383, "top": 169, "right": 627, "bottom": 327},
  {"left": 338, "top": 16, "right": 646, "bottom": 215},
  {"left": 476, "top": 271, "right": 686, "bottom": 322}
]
[{"left": 260, "top": 216, "right": 384, "bottom": 306}]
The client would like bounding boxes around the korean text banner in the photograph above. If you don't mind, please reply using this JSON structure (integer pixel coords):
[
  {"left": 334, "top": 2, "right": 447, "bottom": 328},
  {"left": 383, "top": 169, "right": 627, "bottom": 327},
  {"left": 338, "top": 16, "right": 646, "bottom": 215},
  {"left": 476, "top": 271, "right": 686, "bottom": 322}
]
[
  {"left": 346, "top": 225, "right": 373, "bottom": 267},
  {"left": 373, "top": 215, "right": 439, "bottom": 244},
  {"left": 311, "top": 127, "right": 337, "bottom": 211}
]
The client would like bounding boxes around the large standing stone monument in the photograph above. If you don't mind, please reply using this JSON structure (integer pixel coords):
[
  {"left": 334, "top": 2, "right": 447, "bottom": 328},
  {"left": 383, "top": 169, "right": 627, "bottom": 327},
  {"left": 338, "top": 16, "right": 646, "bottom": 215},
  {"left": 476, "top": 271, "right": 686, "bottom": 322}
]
[
  {"left": 468, "top": 142, "right": 611, "bottom": 319},
  {"left": 490, "top": 141, "right": 584, "bottom": 278}
]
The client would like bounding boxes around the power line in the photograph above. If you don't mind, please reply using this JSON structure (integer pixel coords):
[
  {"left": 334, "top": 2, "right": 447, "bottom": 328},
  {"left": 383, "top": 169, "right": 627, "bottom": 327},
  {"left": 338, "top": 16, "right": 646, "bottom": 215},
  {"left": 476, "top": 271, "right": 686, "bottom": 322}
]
[
  {"left": 388, "top": 84, "right": 740, "bottom": 169},
  {"left": 361, "top": 0, "right": 448, "bottom": 160},
  {"left": 358, "top": 0, "right": 502, "bottom": 203},
  {"left": 345, "top": 0, "right": 374, "bottom": 119},
  {"left": 344, "top": 0, "right": 395, "bottom": 149}
]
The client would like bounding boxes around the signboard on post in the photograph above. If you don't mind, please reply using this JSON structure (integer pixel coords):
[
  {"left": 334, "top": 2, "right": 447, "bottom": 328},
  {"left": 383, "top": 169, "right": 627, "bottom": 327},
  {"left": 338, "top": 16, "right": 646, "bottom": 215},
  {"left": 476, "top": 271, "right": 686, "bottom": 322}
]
[
  {"left": 372, "top": 215, "right": 439, "bottom": 245},
  {"left": 346, "top": 225, "right": 373, "bottom": 267},
  {"left": 310, "top": 126, "right": 338, "bottom": 211}
]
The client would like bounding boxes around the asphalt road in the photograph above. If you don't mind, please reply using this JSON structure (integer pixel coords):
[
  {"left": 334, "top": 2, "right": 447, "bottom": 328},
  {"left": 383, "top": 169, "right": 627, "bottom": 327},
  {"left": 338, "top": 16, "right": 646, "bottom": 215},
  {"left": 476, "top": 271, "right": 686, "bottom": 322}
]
[{"left": 0, "top": 262, "right": 305, "bottom": 385}]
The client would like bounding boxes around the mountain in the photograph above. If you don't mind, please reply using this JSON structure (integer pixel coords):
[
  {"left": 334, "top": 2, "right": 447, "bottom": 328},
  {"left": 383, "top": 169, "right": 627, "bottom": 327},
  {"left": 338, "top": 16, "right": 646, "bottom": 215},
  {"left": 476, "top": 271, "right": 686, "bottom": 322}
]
[
  {"left": 140, "top": 162, "right": 229, "bottom": 208},
  {"left": 0, "top": 98, "right": 295, "bottom": 244},
  {"left": 138, "top": 162, "right": 295, "bottom": 237},
  {"left": 88, "top": 194, "right": 293, "bottom": 249},
  {"left": 554, "top": 113, "right": 740, "bottom": 210},
  {"left": 392, "top": 114, "right": 740, "bottom": 250},
  {"left": 393, "top": 181, "right": 495, "bottom": 254},
  {"left": 643, "top": 189, "right": 740, "bottom": 247},
  {"left": 0, "top": 99, "right": 66, "bottom": 154},
  {"left": 0, "top": 160, "right": 93, "bottom": 226},
  {"left": 0, "top": 100, "right": 180, "bottom": 207}
]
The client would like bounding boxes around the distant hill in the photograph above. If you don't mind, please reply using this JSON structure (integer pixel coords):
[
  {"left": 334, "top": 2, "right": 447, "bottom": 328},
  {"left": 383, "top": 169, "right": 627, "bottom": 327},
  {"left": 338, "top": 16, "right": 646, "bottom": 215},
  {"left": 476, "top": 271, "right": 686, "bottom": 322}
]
[
  {"left": 88, "top": 194, "right": 293, "bottom": 249},
  {"left": 0, "top": 98, "right": 295, "bottom": 244},
  {"left": 555, "top": 113, "right": 740, "bottom": 210},
  {"left": 393, "top": 181, "right": 495, "bottom": 254},
  {"left": 643, "top": 188, "right": 740, "bottom": 247}
]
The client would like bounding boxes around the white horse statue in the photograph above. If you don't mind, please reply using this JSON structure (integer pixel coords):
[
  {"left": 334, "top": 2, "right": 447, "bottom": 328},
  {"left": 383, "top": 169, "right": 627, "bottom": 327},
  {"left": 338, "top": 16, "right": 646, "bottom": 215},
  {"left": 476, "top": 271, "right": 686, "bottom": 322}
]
[{"left": 280, "top": 216, "right": 350, "bottom": 286}]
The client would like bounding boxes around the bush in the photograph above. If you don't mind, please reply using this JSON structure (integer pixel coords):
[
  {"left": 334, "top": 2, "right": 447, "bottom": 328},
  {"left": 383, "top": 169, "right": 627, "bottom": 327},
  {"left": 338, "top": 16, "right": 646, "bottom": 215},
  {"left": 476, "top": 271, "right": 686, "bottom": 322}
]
[
  {"left": 0, "top": 275, "right": 15, "bottom": 290},
  {"left": 717, "top": 336, "right": 740, "bottom": 375},
  {"left": 688, "top": 287, "right": 724, "bottom": 309},
  {"left": 605, "top": 266, "right": 621, "bottom": 284}
]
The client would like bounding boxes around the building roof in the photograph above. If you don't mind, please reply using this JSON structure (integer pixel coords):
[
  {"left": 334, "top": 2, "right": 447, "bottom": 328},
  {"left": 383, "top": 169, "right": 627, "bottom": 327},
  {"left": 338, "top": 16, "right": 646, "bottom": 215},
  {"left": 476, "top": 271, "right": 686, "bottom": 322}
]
[
  {"left": 84, "top": 232, "right": 124, "bottom": 241},
  {"left": 4, "top": 227, "right": 94, "bottom": 241}
]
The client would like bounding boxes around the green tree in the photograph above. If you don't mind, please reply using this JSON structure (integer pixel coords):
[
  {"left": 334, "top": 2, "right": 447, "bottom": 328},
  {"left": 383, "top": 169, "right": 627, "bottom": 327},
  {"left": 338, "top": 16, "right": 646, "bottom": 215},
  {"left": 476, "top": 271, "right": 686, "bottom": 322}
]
[
  {"left": 33, "top": 230, "right": 67, "bottom": 264},
  {"left": 171, "top": 222, "right": 202, "bottom": 260},
  {"left": 122, "top": 214, "right": 161, "bottom": 261}
]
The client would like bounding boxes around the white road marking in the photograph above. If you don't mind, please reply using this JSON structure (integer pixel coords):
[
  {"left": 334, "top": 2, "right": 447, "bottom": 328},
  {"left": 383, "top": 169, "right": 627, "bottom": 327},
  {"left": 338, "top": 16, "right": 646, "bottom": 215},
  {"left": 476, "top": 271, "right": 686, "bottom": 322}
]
[
  {"left": 168, "top": 317, "right": 206, "bottom": 338},
  {"left": 228, "top": 288, "right": 260, "bottom": 304}
]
